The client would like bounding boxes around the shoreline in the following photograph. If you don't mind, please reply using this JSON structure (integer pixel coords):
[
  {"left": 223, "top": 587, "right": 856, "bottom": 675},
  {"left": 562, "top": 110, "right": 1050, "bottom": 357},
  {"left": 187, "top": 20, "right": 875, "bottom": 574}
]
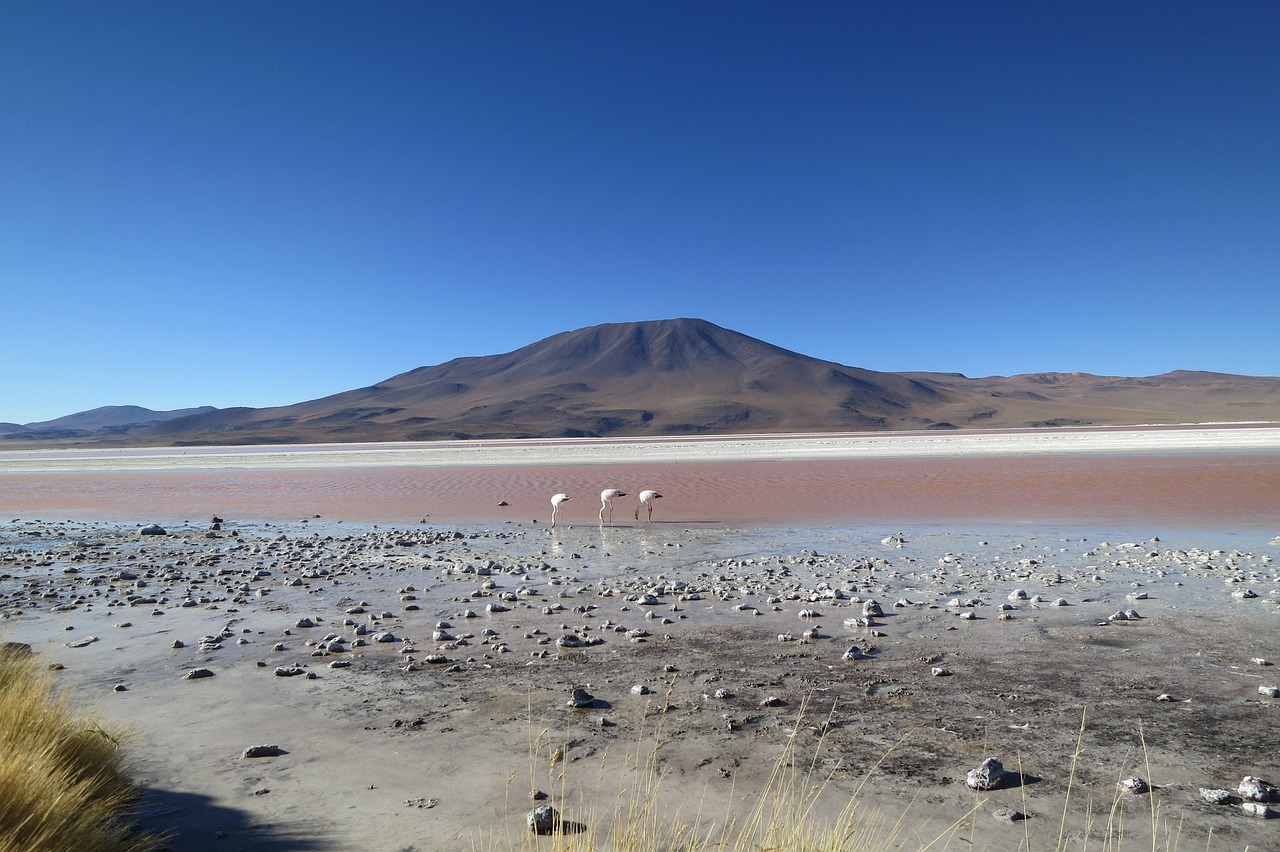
[{"left": 3, "top": 423, "right": 1280, "bottom": 474}]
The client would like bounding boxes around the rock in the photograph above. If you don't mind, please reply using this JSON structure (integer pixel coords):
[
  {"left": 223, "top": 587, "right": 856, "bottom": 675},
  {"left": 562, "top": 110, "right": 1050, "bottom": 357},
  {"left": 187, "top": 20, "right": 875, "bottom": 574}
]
[
  {"left": 1259, "top": 685, "right": 1280, "bottom": 698},
  {"left": 294, "top": 618, "right": 316, "bottom": 628},
  {"left": 242, "top": 744, "right": 284, "bottom": 758},
  {"left": 185, "top": 668, "right": 215, "bottom": 679},
  {"left": 527, "top": 804, "right": 559, "bottom": 835},
  {"left": 966, "top": 758, "right": 1006, "bottom": 791},
  {"left": 65, "top": 636, "right": 98, "bottom": 648},
  {"left": 862, "top": 600, "right": 884, "bottom": 618},
  {"left": 842, "top": 646, "right": 866, "bottom": 660},
  {"left": 1238, "top": 775, "right": 1276, "bottom": 802},
  {"left": 139, "top": 524, "right": 167, "bottom": 536},
  {"left": 990, "top": 807, "right": 1026, "bottom": 822},
  {"left": 630, "top": 684, "right": 650, "bottom": 695},
  {"left": 1117, "top": 777, "right": 1149, "bottom": 795},
  {"left": 1200, "top": 788, "right": 1233, "bottom": 805},
  {"left": 759, "top": 695, "right": 785, "bottom": 707},
  {"left": 274, "top": 665, "right": 306, "bottom": 677},
  {"left": 1, "top": 641, "right": 33, "bottom": 658},
  {"left": 567, "top": 688, "right": 595, "bottom": 709},
  {"left": 1240, "top": 802, "right": 1274, "bottom": 818}
]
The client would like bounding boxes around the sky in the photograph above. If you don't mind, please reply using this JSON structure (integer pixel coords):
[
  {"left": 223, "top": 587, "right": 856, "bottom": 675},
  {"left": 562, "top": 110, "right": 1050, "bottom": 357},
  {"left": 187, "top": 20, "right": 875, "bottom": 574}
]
[{"left": 2, "top": 1, "right": 1278, "bottom": 425}]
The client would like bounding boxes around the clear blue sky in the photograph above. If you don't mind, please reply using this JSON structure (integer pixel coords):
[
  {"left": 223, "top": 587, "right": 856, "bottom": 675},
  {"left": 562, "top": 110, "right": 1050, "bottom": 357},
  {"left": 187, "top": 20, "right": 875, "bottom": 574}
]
[{"left": 3, "top": 1, "right": 1277, "bottom": 425}]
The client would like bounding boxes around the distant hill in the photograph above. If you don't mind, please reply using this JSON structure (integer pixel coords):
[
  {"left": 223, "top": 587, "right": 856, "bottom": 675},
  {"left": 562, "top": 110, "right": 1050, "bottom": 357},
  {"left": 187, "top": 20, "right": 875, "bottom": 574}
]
[
  {"left": 5, "top": 319, "right": 1279, "bottom": 447},
  {"left": 2, "top": 405, "right": 218, "bottom": 442}
]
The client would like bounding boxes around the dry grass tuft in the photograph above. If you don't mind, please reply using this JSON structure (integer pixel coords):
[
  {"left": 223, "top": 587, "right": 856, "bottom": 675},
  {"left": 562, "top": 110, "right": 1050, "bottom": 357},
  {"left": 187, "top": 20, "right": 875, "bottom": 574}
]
[{"left": 0, "top": 649, "right": 160, "bottom": 852}]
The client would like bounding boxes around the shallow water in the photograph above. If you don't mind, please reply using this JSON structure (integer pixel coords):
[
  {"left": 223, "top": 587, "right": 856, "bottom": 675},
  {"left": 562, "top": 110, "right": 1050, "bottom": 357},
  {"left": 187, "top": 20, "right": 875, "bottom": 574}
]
[{"left": 4, "top": 452, "right": 1278, "bottom": 529}]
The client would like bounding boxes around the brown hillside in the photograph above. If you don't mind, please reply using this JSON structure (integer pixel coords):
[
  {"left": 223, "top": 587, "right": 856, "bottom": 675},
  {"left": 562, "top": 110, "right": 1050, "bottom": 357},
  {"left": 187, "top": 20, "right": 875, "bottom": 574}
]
[{"left": 7, "top": 319, "right": 1279, "bottom": 447}]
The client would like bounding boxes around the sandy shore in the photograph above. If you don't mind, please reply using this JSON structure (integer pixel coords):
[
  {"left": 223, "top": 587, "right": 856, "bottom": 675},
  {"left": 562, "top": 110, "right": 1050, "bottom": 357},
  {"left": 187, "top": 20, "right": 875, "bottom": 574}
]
[{"left": 1, "top": 429, "right": 1278, "bottom": 850}]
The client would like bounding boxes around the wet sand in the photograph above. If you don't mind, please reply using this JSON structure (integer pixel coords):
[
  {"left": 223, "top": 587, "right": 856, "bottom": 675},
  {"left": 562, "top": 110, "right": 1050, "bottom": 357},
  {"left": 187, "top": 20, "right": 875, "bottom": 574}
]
[{"left": 2, "top": 429, "right": 1278, "bottom": 850}]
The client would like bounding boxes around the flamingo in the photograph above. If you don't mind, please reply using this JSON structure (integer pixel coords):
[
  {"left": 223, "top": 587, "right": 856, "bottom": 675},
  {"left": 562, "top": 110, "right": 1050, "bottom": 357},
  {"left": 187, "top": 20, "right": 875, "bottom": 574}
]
[
  {"left": 599, "top": 489, "right": 626, "bottom": 526},
  {"left": 550, "top": 493, "right": 570, "bottom": 528},
  {"left": 634, "top": 490, "right": 662, "bottom": 522}
]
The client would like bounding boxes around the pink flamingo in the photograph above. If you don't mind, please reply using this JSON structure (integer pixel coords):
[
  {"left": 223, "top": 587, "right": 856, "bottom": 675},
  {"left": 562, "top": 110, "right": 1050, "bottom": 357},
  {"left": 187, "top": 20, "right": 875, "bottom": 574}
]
[
  {"left": 634, "top": 490, "right": 663, "bottom": 522},
  {"left": 599, "top": 489, "right": 626, "bottom": 526},
  {"left": 550, "top": 493, "right": 570, "bottom": 528}
]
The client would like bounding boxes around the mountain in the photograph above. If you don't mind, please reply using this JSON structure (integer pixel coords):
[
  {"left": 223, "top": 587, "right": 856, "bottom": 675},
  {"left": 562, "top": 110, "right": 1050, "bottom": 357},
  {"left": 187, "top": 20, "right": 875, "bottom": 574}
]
[
  {"left": 2, "top": 405, "right": 218, "bottom": 441},
  {"left": 5, "top": 319, "right": 1279, "bottom": 447}
]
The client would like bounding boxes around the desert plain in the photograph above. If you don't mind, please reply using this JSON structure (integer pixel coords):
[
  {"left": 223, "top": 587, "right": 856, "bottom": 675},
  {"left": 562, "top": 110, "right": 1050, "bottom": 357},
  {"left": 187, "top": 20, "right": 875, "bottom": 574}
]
[{"left": 2, "top": 425, "right": 1279, "bottom": 850}]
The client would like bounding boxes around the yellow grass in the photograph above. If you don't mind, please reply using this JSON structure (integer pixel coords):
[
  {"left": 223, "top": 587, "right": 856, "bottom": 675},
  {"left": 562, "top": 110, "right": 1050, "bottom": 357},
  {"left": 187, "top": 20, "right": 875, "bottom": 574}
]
[{"left": 0, "top": 649, "right": 160, "bottom": 852}]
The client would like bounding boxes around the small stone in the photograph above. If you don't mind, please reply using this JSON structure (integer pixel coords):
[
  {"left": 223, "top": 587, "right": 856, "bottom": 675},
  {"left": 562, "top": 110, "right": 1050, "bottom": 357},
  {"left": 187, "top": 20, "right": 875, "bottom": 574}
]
[
  {"left": 1200, "top": 788, "right": 1232, "bottom": 805},
  {"left": 0, "top": 642, "right": 32, "bottom": 658},
  {"left": 567, "top": 688, "right": 594, "bottom": 709},
  {"left": 1117, "top": 777, "right": 1149, "bottom": 795},
  {"left": 966, "top": 758, "right": 1006, "bottom": 791},
  {"left": 1240, "top": 802, "right": 1274, "bottom": 818},
  {"left": 1238, "top": 775, "right": 1276, "bottom": 802},
  {"left": 991, "top": 807, "right": 1026, "bottom": 823},
  {"left": 185, "top": 668, "right": 215, "bottom": 679},
  {"left": 759, "top": 695, "right": 785, "bottom": 707},
  {"left": 242, "top": 744, "right": 284, "bottom": 758},
  {"left": 527, "top": 804, "right": 559, "bottom": 835},
  {"left": 1259, "top": 685, "right": 1280, "bottom": 698},
  {"left": 139, "top": 524, "right": 167, "bottom": 536}
]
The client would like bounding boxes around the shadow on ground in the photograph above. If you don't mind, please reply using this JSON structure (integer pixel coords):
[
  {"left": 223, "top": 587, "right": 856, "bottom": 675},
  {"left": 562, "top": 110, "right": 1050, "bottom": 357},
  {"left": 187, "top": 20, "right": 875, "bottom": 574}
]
[{"left": 133, "top": 787, "right": 335, "bottom": 852}]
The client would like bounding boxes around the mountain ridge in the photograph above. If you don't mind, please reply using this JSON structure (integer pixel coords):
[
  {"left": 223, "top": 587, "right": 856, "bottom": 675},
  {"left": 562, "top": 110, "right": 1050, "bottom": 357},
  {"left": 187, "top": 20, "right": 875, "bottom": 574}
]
[{"left": 5, "top": 318, "right": 1279, "bottom": 446}]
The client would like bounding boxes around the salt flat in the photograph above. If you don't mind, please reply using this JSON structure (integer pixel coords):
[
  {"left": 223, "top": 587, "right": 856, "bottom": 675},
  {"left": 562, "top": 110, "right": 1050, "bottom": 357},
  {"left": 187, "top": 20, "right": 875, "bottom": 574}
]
[{"left": 3, "top": 424, "right": 1279, "bottom": 474}]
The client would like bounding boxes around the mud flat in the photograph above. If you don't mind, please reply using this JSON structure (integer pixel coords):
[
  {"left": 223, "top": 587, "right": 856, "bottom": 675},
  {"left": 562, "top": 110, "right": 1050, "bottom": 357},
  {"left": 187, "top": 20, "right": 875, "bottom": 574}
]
[{"left": 3, "top": 516, "right": 1279, "bottom": 851}]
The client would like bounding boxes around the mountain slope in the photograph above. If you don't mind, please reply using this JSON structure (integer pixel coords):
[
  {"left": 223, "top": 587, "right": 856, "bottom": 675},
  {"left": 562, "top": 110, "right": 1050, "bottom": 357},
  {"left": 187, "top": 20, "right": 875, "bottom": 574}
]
[
  {"left": 7, "top": 319, "right": 1279, "bottom": 447},
  {"left": 144, "top": 318, "right": 958, "bottom": 443}
]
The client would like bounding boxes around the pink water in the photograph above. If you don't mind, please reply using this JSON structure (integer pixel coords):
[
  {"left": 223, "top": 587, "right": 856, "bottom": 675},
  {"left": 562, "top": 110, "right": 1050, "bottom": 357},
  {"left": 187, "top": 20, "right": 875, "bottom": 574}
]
[{"left": 3, "top": 453, "right": 1277, "bottom": 529}]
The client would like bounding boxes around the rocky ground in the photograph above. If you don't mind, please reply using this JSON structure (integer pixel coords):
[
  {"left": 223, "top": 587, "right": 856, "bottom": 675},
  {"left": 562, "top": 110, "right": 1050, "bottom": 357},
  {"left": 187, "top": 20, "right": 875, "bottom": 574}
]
[{"left": 2, "top": 517, "right": 1279, "bottom": 850}]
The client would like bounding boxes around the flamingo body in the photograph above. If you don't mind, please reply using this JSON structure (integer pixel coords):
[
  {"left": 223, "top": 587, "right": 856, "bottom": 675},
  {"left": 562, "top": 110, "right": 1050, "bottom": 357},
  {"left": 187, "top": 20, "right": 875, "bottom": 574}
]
[
  {"left": 550, "top": 493, "right": 570, "bottom": 528},
  {"left": 634, "top": 490, "right": 663, "bottom": 522},
  {"left": 599, "top": 489, "right": 627, "bottom": 525}
]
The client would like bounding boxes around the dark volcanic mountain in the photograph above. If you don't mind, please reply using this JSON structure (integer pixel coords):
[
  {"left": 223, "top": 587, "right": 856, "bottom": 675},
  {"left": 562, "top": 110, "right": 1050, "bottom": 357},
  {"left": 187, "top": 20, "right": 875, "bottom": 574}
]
[
  {"left": 7, "top": 319, "right": 1280, "bottom": 447},
  {"left": 144, "top": 318, "right": 958, "bottom": 444}
]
